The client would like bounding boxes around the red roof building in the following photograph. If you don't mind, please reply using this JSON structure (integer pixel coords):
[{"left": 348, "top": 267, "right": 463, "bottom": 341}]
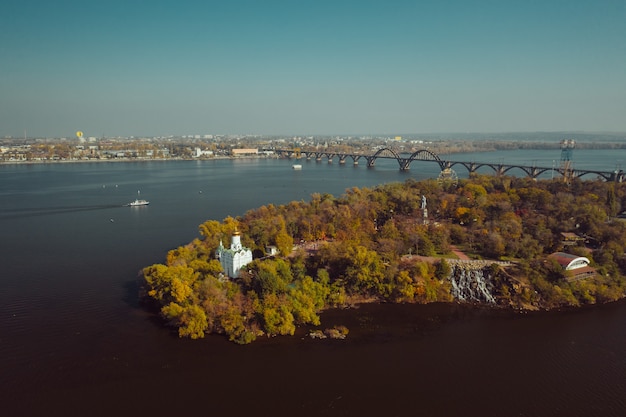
[{"left": 548, "top": 252, "right": 596, "bottom": 281}]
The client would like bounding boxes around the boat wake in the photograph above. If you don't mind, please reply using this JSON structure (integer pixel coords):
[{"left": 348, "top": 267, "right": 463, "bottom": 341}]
[{"left": 0, "top": 204, "right": 123, "bottom": 219}]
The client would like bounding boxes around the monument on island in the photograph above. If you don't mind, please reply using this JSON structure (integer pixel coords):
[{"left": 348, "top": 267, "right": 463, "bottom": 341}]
[
  {"left": 216, "top": 230, "right": 253, "bottom": 278},
  {"left": 421, "top": 195, "right": 429, "bottom": 224}
]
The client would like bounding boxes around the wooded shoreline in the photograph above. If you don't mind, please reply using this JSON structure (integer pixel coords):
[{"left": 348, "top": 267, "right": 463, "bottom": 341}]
[{"left": 141, "top": 174, "right": 626, "bottom": 343}]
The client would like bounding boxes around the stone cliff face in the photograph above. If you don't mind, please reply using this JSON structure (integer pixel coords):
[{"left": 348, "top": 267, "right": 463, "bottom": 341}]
[{"left": 448, "top": 264, "right": 496, "bottom": 304}]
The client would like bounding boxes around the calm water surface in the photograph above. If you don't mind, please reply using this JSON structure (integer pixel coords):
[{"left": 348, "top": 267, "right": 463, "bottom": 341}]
[{"left": 1, "top": 152, "right": 625, "bottom": 417}]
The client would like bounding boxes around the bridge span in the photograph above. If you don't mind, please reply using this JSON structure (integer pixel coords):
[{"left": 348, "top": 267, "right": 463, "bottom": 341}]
[{"left": 266, "top": 148, "right": 625, "bottom": 182}]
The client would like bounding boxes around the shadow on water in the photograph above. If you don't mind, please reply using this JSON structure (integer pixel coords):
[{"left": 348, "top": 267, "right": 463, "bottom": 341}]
[
  {"left": 125, "top": 274, "right": 168, "bottom": 322},
  {"left": 122, "top": 278, "right": 142, "bottom": 309},
  {"left": 123, "top": 275, "right": 175, "bottom": 335},
  {"left": 0, "top": 204, "right": 124, "bottom": 219}
]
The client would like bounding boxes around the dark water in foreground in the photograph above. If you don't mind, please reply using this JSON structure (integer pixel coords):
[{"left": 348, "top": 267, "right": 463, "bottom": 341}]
[{"left": 1, "top": 153, "right": 625, "bottom": 417}]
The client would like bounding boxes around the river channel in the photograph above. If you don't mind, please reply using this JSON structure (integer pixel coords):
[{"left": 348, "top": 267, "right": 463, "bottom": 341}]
[{"left": 1, "top": 151, "right": 625, "bottom": 416}]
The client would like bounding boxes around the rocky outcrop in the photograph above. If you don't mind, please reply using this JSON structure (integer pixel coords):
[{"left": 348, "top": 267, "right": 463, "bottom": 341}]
[{"left": 449, "top": 264, "right": 496, "bottom": 304}]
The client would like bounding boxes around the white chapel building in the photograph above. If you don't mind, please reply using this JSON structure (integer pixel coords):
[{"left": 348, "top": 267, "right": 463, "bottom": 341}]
[{"left": 216, "top": 231, "right": 253, "bottom": 278}]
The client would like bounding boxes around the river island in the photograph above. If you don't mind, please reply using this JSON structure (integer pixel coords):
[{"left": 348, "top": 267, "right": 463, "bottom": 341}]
[{"left": 140, "top": 175, "right": 626, "bottom": 344}]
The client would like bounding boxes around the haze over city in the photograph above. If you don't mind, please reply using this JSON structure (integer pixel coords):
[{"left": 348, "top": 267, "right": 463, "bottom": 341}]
[{"left": 2, "top": 0, "right": 625, "bottom": 138}]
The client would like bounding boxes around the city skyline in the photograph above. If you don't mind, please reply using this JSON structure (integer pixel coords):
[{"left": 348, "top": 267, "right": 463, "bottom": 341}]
[{"left": 2, "top": 0, "right": 625, "bottom": 138}]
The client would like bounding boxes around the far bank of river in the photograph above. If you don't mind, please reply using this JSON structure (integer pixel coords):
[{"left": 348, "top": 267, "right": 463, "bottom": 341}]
[{"left": 3, "top": 139, "right": 626, "bottom": 167}]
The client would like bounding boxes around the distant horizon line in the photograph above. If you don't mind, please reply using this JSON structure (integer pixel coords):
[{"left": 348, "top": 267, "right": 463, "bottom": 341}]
[{"left": 5, "top": 130, "right": 626, "bottom": 140}]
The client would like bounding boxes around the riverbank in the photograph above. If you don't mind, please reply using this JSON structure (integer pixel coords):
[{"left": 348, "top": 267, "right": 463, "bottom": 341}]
[
  {"left": 3, "top": 138, "right": 626, "bottom": 165},
  {"left": 0, "top": 155, "right": 273, "bottom": 165}
]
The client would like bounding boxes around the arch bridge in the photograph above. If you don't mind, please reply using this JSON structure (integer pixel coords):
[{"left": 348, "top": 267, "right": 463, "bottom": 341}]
[{"left": 267, "top": 148, "right": 624, "bottom": 182}]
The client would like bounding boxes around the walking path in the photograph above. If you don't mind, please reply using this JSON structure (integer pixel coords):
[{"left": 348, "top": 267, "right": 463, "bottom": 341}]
[
  {"left": 450, "top": 245, "right": 470, "bottom": 260},
  {"left": 402, "top": 246, "right": 512, "bottom": 268}
]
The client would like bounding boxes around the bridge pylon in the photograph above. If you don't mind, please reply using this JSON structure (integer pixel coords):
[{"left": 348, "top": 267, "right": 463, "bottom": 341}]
[{"left": 560, "top": 139, "right": 575, "bottom": 183}]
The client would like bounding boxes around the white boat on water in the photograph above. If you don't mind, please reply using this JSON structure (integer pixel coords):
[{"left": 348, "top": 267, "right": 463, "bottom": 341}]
[
  {"left": 128, "top": 191, "right": 149, "bottom": 206},
  {"left": 292, "top": 164, "right": 302, "bottom": 170}
]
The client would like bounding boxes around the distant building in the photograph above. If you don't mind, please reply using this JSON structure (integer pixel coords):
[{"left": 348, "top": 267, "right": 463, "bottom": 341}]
[
  {"left": 266, "top": 245, "right": 278, "bottom": 256},
  {"left": 231, "top": 148, "right": 258, "bottom": 156},
  {"left": 548, "top": 252, "right": 596, "bottom": 281},
  {"left": 193, "top": 147, "right": 214, "bottom": 158},
  {"left": 560, "top": 232, "right": 585, "bottom": 247},
  {"left": 217, "top": 231, "right": 253, "bottom": 278}
]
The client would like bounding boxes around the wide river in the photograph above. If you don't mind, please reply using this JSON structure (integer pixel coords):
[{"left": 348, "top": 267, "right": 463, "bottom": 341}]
[{"left": 1, "top": 150, "right": 625, "bottom": 417}]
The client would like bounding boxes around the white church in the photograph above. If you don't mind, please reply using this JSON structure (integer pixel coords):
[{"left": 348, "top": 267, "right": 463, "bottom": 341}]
[{"left": 216, "top": 230, "right": 253, "bottom": 278}]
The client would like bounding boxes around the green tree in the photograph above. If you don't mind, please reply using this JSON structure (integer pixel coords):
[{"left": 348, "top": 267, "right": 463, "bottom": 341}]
[
  {"left": 198, "top": 220, "right": 223, "bottom": 249},
  {"left": 161, "top": 303, "right": 208, "bottom": 339},
  {"left": 434, "top": 259, "right": 452, "bottom": 280},
  {"left": 344, "top": 243, "right": 386, "bottom": 295},
  {"left": 142, "top": 264, "right": 197, "bottom": 304},
  {"left": 275, "top": 229, "right": 294, "bottom": 256},
  {"left": 263, "top": 303, "right": 296, "bottom": 336}
]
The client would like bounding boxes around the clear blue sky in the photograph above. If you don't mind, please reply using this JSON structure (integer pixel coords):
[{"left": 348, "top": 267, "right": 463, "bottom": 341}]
[{"left": 1, "top": 0, "right": 625, "bottom": 138}]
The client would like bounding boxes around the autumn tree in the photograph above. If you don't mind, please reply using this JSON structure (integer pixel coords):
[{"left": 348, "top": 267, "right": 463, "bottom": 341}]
[{"left": 141, "top": 174, "right": 626, "bottom": 343}]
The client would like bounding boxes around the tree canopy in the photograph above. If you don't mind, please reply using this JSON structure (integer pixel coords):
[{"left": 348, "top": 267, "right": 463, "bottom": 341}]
[{"left": 142, "top": 175, "right": 626, "bottom": 343}]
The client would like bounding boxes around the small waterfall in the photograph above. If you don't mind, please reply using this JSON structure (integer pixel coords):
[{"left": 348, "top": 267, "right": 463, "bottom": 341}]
[{"left": 449, "top": 264, "right": 496, "bottom": 304}]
